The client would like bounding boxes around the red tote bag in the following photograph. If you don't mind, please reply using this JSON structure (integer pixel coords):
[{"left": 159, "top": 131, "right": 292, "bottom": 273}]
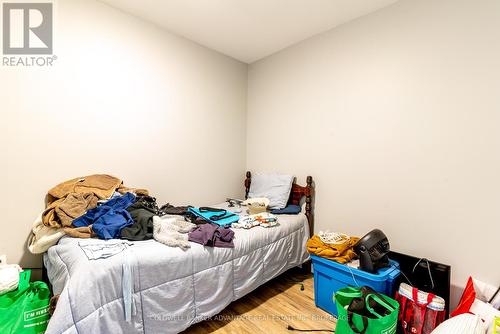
[
  {"left": 396, "top": 286, "right": 446, "bottom": 334},
  {"left": 395, "top": 259, "right": 446, "bottom": 334}
]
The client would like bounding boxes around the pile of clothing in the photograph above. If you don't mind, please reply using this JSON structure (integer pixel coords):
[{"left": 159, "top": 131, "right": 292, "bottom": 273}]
[
  {"left": 306, "top": 231, "right": 360, "bottom": 264},
  {"left": 233, "top": 212, "right": 278, "bottom": 229},
  {"left": 42, "top": 174, "right": 147, "bottom": 230},
  {"left": 28, "top": 174, "right": 236, "bottom": 253}
]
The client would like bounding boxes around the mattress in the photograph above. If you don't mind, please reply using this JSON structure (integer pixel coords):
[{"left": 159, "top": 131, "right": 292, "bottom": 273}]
[{"left": 44, "top": 206, "right": 310, "bottom": 334}]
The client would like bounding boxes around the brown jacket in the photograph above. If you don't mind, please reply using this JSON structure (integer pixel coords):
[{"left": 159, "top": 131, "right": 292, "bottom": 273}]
[
  {"left": 47, "top": 174, "right": 122, "bottom": 205},
  {"left": 43, "top": 192, "right": 98, "bottom": 227}
]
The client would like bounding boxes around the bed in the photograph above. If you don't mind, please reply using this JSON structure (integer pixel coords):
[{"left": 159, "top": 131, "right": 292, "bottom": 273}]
[{"left": 44, "top": 172, "right": 314, "bottom": 334}]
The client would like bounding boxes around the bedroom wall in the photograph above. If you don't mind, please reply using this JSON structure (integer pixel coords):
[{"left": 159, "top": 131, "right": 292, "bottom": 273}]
[
  {"left": 0, "top": 0, "right": 247, "bottom": 269},
  {"left": 247, "top": 0, "right": 500, "bottom": 298}
]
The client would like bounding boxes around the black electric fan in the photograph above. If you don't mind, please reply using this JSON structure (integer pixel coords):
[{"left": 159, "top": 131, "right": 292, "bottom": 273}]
[{"left": 354, "top": 229, "right": 391, "bottom": 273}]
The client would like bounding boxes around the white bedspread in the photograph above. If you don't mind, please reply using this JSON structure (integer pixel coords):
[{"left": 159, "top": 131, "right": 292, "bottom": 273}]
[{"left": 44, "top": 209, "right": 310, "bottom": 334}]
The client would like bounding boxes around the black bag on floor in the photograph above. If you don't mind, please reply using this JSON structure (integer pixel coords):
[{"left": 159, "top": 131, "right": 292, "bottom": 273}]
[{"left": 389, "top": 251, "right": 451, "bottom": 317}]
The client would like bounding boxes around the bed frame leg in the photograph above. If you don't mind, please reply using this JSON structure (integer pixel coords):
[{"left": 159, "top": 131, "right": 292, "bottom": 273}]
[{"left": 301, "top": 260, "right": 312, "bottom": 274}]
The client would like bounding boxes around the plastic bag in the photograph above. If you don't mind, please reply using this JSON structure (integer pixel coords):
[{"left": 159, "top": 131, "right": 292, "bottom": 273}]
[
  {"left": 452, "top": 277, "right": 500, "bottom": 334},
  {"left": 335, "top": 286, "right": 399, "bottom": 334},
  {"left": 0, "top": 270, "right": 51, "bottom": 334},
  {"left": 396, "top": 282, "right": 446, "bottom": 334},
  {"left": 0, "top": 264, "right": 22, "bottom": 294}
]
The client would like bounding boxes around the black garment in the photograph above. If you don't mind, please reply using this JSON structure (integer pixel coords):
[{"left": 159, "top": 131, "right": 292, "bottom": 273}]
[
  {"left": 120, "top": 196, "right": 158, "bottom": 241},
  {"left": 159, "top": 204, "right": 203, "bottom": 225},
  {"left": 191, "top": 214, "right": 209, "bottom": 225},
  {"left": 134, "top": 196, "right": 159, "bottom": 212},
  {"left": 158, "top": 203, "right": 192, "bottom": 216},
  {"left": 347, "top": 286, "right": 392, "bottom": 319}
]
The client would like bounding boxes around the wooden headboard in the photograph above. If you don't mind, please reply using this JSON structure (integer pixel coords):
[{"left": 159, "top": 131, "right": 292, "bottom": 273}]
[{"left": 244, "top": 171, "right": 314, "bottom": 237}]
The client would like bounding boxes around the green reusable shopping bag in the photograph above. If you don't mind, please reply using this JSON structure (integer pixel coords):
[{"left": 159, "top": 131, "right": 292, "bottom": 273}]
[
  {"left": 335, "top": 286, "right": 399, "bottom": 334},
  {"left": 0, "top": 270, "right": 51, "bottom": 334}
]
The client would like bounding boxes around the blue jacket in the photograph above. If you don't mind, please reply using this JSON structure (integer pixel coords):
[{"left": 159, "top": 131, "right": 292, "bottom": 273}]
[{"left": 73, "top": 192, "right": 136, "bottom": 240}]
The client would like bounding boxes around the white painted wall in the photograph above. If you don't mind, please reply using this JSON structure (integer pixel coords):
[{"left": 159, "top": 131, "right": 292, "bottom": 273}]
[
  {"left": 247, "top": 0, "right": 500, "bottom": 296},
  {"left": 0, "top": 0, "right": 247, "bottom": 269}
]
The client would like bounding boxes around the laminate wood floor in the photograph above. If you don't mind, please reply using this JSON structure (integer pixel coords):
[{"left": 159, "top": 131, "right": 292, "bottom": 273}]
[{"left": 183, "top": 268, "right": 336, "bottom": 333}]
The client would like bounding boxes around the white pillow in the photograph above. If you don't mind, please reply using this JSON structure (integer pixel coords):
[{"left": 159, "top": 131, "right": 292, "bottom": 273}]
[
  {"left": 248, "top": 173, "right": 294, "bottom": 209},
  {"left": 431, "top": 314, "right": 486, "bottom": 334}
]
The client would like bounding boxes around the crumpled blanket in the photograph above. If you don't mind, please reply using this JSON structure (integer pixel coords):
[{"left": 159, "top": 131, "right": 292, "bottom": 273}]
[{"left": 306, "top": 234, "right": 360, "bottom": 263}]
